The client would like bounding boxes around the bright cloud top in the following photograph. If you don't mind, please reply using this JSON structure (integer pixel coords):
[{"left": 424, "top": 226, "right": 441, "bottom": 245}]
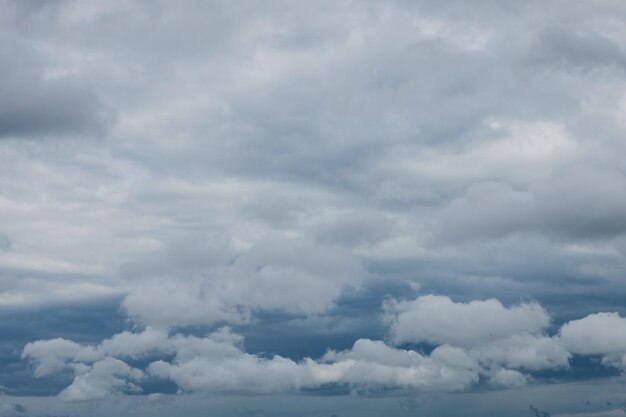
[{"left": 385, "top": 295, "right": 551, "bottom": 346}]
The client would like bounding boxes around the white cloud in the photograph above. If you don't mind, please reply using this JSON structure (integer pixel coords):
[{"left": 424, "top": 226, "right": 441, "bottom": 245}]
[
  {"left": 470, "top": 333, "right": 570, "bottom": 371},
  {"left": 21, "top": 338, "right": 83, "bottom": 377},
  {"left": 560, "top": 312, "right": 626, "bottom": 370},
  {"left": 23, "top": 327, "right": 484, "bottom": 397},
  {"left": 122, "top": 238, "right": 367, "bottom": 327},
  {"left": 316, "top": 339, "right": 481, "bottom": 391},
  {"left": 385, "top": 295, "right": 550, "bottom": 347},
  {"left": 147, "top": 333, "right": 483, "bottom": 394},
  {"left": 59, "top": 358, "right": 143, "bottom": 401},
  {"left": 26, "top": 294, "right": 622, "bottom": 399},
  {"left": 487, "top": 368, "right": 530, "bottom": 388}
]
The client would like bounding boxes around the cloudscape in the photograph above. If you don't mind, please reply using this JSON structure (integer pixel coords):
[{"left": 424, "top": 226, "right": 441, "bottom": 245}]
[{"left": 2, "top": 1, "right": 626, "bottom": 416}]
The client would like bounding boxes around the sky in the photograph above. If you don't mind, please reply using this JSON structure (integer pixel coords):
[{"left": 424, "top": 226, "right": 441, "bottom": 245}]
[{"left": 2, "top": 0, "right": 626, "bottom": 416}]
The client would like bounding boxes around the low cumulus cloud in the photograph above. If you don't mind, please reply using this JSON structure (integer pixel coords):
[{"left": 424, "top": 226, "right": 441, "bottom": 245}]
[
  {"left": 24, "top": 325, "right": 482, "bottom": 398},
  {"left": 21, "top": 294, "right": 626, "bottom": 400},
  {"left": 385, "top": 295, "right": 550, "bottom": 347},
  {"left": 560, "top": 312, "right": 626, "bottom": 371}
]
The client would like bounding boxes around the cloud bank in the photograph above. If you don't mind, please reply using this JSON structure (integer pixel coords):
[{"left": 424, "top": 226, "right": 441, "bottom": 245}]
[{"left": 21, "top": 295, "right": 626, "bottom": 401}]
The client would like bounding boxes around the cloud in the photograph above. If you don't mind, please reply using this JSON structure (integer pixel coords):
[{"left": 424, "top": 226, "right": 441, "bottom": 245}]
[
  {"left": 121, "top": 238, "right": 367, "bottom": 327},
  {"left": 470, "top": 333, "right": 570, "bottom": 371},
  {"left": 23, "top": 327, "right": 483, "bottom": 397},
  {"left": 147, "top": 331, "right": 308, "bottom": 394},
  {"left": 383, "top": 295, "right": 570, "bottom": 378},
  {"left": 316, "top": 339, "right": 481, "bottom": 392},
  {"left": 22, "top": 327, "right": 171, "bottom": 370},
  {"left": 59, "top": 358, "right": 143, "bottom": 401},
  {"left": 534, "top": 165, "right": 626, "bottom": 240},
  {"left": 532, "top": 27, "right": 626, "bottom": 71},
  {"left": 22, "top": 339, "right": 144, "bottom": 401},
  {"left": 560, "top": 312, "right": 626, "bottom": 361},
  {"left": 434, "top": 164, "right": 626, "bottom": 243},
  {"left": 0, "top": 402, "right": 26, "bottom": 414},
  {"left": 313, "top": 211, "right": 395, "bottom": 247},
  {"left": 385, "top": 295, "right": 550, "bottom": 347},
  {"left": 4, "top": 0, "right": 626, "bottom": 410},
  {"left": 22, "top": 326, "right": 483, "bottom": 396},
  {"left": 0, "top": 36, "right": 113, "bottom": 139},
  {"left": 487, "top": 368, "right": 529, "bottom": 388},
  {"left": 24, "top": 294, "right": 626, "bottom": 399},
  {"left": 1, "top": 0, "right": 625, "bottom": 318},
  {"left": 22, "top": 338, "right": 83, "bottom": 377},
  {"left": 0, "top": 233, "right": 11, "bottom": 252},
  {"left": 435, "top": 181, "right": 535, "bottom": 242}
]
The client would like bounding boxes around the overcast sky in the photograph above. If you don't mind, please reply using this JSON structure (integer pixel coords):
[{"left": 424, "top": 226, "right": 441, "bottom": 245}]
[{"left": 2, "top": 0, "right": 626, "bottom": 416}]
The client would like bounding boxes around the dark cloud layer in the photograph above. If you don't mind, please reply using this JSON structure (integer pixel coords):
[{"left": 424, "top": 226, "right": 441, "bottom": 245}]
[{"left": 0, "top": 36, "right": 113, "bottom": 139}]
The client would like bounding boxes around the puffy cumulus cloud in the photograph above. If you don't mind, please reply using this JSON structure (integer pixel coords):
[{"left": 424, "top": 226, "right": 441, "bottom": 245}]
[
  {"left": 22, "top": 337, "right": 145, "bottom": 401},
  {"left": 22, "top": 327, "right": 484, "bottom": 397},
  {"left": 24, "top": 291, "right": 626, "bottom": 402},
  {"left": 25, "top": 317, "right": 530, "bottom": 397},
  {"left": 469, "top": 333, "right": 570, "bottom": 371},
  {"left": 21, "top": 338, "right": 84, "bottom": 377},
  {"left": 558, "top": 312, "right": 626, "bottom": 373},
  {"left": 80, "top": 327, "right": 172, "bottom": 360},
  {"left": 27, "top": 295, "right": 626, "bottom": 400},
  {"left": 59, "top": 358, "right": 143, "bottom": 401},
  {"left": 147, "top": 332, "right": 309, "bottom": 394},
  {"left": 385, "top": 295, "right": 550, "bottom": 347},
  {"left": 316, "top": 339, "right": 480, "bottom": 392},
  {"left": 122, "top": 238, "right": 367, "bottom": 327},
  {"left": 22, "top": 327, "right": 171, "bottom": 371},
  {"left": 382, "top": 295, "right": 570, "bottom": 384},
  {"left": 385, "top": 296, "right": 626, "bottom": 378},
  {"left": 390, "top": 293, "right": 626, "bottom": 376},
  {"left": 560, "top": 312, "right": 626, "bottom": 356},
  {"left": 487, "top": 368, "right": 529, "bottom": 388}
]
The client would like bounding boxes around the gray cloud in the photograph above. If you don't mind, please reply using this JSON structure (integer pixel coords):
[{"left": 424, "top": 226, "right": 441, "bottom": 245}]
[
  {"left": 434, "top": 164, "right": 626, "bottom": 243},
  {"left": 0, "top": 402, "right": 26, "bottom": 414},
  {"left": 0, "top": 37, "right": 113, "bottom": 139},
  {"left": 2, "top": 0, "right": 626, "bottom": 410},
  {"left": 0, "top": 233, "right": 11, "bottom": 252},
  {"left": 532, "top": 27, "right": 626, "bottom": 71},
  {"left": 120, "top": 237, "right": 367, "bottom": 327}
]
